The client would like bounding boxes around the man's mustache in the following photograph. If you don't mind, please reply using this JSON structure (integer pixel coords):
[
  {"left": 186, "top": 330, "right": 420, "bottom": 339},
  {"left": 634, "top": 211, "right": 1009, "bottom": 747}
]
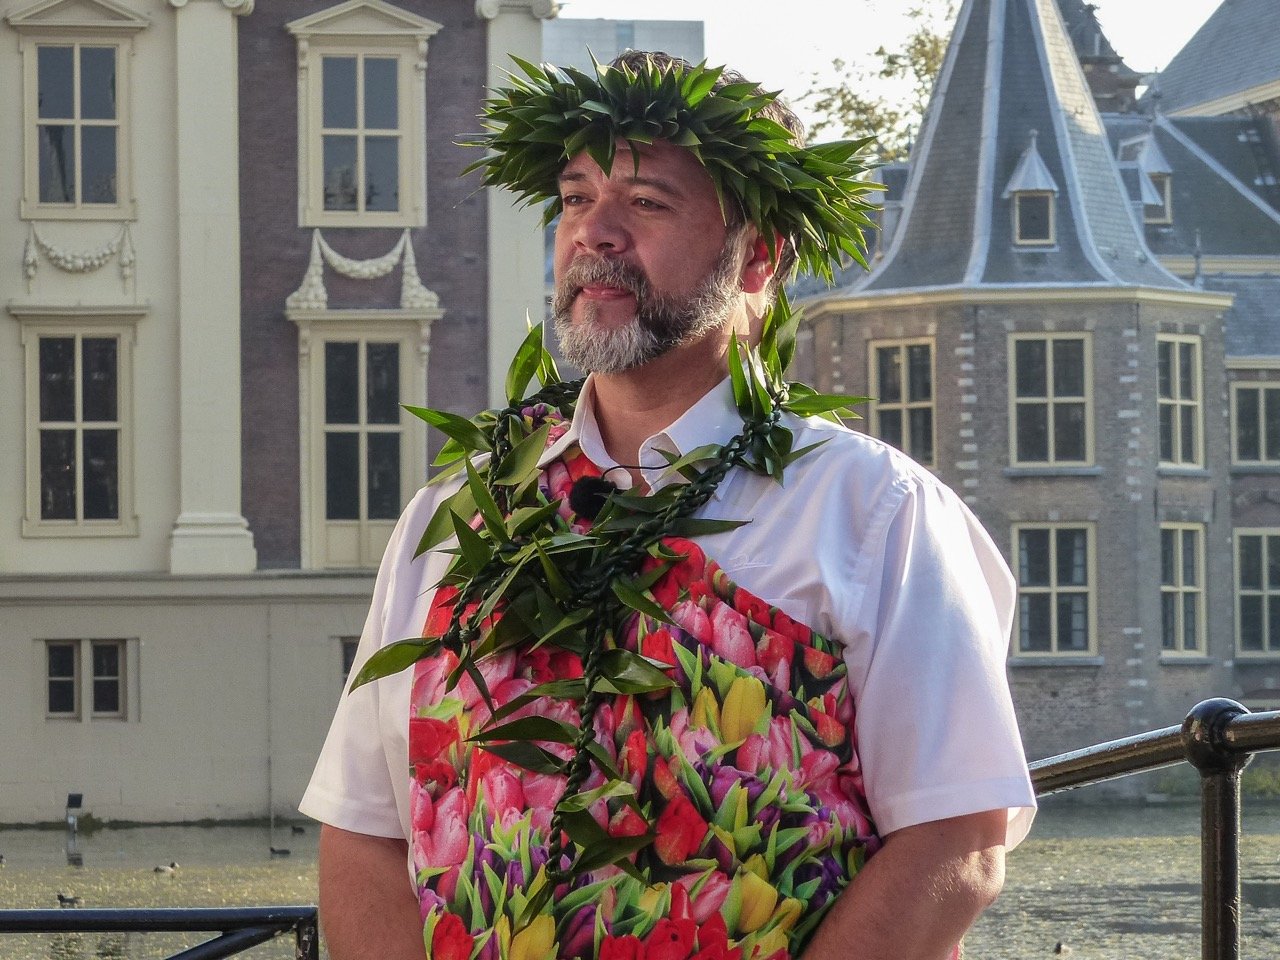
[{"left": 557, "top": 257, "right": 650, "bottom": 300}]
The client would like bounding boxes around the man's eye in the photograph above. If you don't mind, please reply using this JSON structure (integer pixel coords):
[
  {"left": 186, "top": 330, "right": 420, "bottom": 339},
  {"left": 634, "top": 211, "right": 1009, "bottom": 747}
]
[
  {"left": 634, "top": 197, "right": 663, "bottom": 209},
  {"left": 561, "top": 194, "right": 586, "bottom": 206}
]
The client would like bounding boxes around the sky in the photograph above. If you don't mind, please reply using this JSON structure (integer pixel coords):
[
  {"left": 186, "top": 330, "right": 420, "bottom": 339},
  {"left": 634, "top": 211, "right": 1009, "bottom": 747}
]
[{"left": 553, "top": 0, "right": 1223, "bottom": 130}]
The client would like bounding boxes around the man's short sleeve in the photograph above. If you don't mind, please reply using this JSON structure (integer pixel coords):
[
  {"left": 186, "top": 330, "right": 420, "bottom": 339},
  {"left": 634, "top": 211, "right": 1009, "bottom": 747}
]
[{"left": 843, "top": 475, "right": 1036, "bottom": 846}]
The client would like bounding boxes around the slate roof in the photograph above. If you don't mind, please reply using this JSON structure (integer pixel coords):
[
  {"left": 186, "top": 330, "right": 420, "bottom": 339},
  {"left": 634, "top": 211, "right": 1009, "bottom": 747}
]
[
  {"left": 1204, "top": 274, "right": 1280, "bottom": 357},
  {"left": 1105, "top": 114, "right": 1280, "bottom": 258},
  {"left": 832, "top": 0, "right": 1185, "bottom": 297},
  {"left": 1150, "top": 0, "right": 1280, "bottom": 115}
]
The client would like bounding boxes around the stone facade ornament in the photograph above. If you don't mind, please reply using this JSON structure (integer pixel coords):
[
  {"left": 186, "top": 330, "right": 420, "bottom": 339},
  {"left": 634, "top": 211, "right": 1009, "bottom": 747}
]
[
  {"left": 24, "top": 223, "right": 135, "bottom": 289},
  {"left": 286, "top": 229, "right": 438, "bottom": 311},
  {"left": 474, "top": 0, "right": 558, "bottom": 20},
  {"left": 167, "top": 0, "right": 255, "bottom": 13}
]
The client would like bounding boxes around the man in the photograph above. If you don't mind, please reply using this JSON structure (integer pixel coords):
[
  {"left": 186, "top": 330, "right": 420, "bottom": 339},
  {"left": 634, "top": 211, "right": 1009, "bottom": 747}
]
[{"left": 301, "top": 51, "right": 1035, "bottom": 960}]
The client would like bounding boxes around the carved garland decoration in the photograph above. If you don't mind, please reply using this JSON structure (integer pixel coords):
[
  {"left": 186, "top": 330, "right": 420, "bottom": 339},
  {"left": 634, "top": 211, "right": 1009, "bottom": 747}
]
[
  {"left": 24, "top": 224, "right": 136, "bottom": 284},
  {"left": 286, "top": 228, "right": 438, "bottom": 311}
]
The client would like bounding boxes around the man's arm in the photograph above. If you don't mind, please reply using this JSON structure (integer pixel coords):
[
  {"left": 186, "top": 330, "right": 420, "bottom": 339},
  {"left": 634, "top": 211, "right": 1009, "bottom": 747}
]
[
  {"left": 800, "top": 810, "right": 1008, "bottom": 960},
  {"left": 319, "top": 825, "right": 425, "bottom": 960}
]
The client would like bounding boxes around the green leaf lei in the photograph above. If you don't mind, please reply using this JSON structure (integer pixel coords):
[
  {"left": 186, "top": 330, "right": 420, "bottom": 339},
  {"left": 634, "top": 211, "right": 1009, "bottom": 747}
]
[{"left": 351, "top": 54, "right": 878, "bottom": 924}]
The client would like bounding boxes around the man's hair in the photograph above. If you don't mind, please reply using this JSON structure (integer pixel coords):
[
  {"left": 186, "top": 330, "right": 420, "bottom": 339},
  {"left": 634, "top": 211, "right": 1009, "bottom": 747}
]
[{"left": 608, "top": 49, "right": 806, "bottom": 289}]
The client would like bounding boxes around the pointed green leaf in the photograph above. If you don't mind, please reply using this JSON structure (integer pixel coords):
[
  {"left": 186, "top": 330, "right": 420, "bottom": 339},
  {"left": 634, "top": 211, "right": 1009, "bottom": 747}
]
[
  {"left": 505, "top": 322, "right": 545, "bottom": 404},
  {"left": 492, "top": 422, "right": 552, "bottom": 487},
  {"left": 610, "top": 577, "right": 675, "bottom": 625},
  {"left": 592, "top": 648, "right": 676, "bottom": 695},
  {"left": 665, "top": 517, "right": 750, "bottom": 538},
  {"left": 348, "top": 637, "right": 441, "bottom": 691},
  {"left": 464, "top": 458, "right": 507, "bottom": 541},
  {"left": 404, "top": 405, "right": 491, "bottom": 453},
  {"left": 414, "top": 484, "right": 478, "bottom": 558},
  {"left": 481, "top": 740, "right": 565, "bottom": 775},
  {"left": 468, "top": 715, "right": 578, "bottom": 744},
  {"left": 451, "top": 511, "right": 493, "bottom": 575}
]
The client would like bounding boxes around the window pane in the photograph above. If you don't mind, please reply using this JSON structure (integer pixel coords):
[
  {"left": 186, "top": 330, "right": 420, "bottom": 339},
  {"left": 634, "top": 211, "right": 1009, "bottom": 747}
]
[
  {"left": 366, "top": 343, "right": 400, "bottom": 424},
  {"left": 364, "top": 58, "right": 399, "bottom": 130},
  {"left": 1269, "top": 536, "right": 1280, "bottom": 588},
  {"left": 1182, "top": 594, "right": 1199, "bottom": 650},
  {"left": 322, "top": 56, "right": 357, "bottom": 128},
  {"left": 1019, "top": 595, "right": 1051, "bottom": 652},
  {"left": 1019, "top": 529, "right": 1051, "bottom": 585},
  {"left": 40, "top": 338, "right": 76, "bottom": 422},
  {"left": 48, "top": 643, "right": 76, "bottom": 679},
  {"left": 1161, "top": 593, "right": 1177, "bottom": 649},
  {"left": 1181, "top": 530, "right": 1198, "bottom": 586},
  {"left": 1180, "top": 405, "right": 1196, "bottom": 463},
  {"left": 92, "top": 642, "right": 119, "bottom": 679},
  {"left": 908, "top": 408, "right": 933, "bottom": 464},
  {"left": 49, "top": 680, "right": 76, "bottom": 714},
  {"left": 341, "top": 638, "right": 359, "bottom": 681},
  {"left": 876, "top": 348, "right": 901, "bottom": 403},
  {"left": 1158, "top": 405, "right": 1174, "bottom": 461},
  {"left": 1270, "top": 596, "right": 1280, "bottom": 652},
  {"left": 1178, "top": 343, "right": 1196, "bottom": 400},
  {"left": 1239, "top": 535, "right": 1263, "bottom": 591},
  {"left": 325, "top": 342, "right": 359, "bottom": 424},
  {"left": 906, "top": 345, "right": 932, "bottom": 401},
  {"left": 81, "top": 126, "right": 117, "bottom": 204},
  {"left": 1158, "top": 342, "right": 1173, "bottom": 399},
  {"left": 39, "top": 125, "right": 75, "bottom": 203},
  {"left": 367, "top": 433, "right": 401, "bottom": 520},
  {"left": 1016, "top": 404, "right": 1049, "bottom": 462},
  {"left": 80, "top": 47, "right": 116, "bottom": 120},
  {"left": 878, "top": 409, "right": 902, "bottom": 450},
  {"left": 1237, "top": 388, "right": 1260, "bottom": 460},
  {"left": 1057, "top": 594, "right": 1088, "bottom": 651},
  {"left": 40, "top": 430, "right": 77, "bottom": 520},
  {"left": 322, "top": 136, "right": 358, "bottom": 211},
  {"left": 1265, "top": 389, "right": 1280, "bottom": 461},
  {"left": 38, "top": 46, "right": 74, "bottom": 119},
  {"left": 1052, "top": 340, "right": 1085, "bottom": 396},
  {"left": 1161, "top": 529, "right": 1176, "bottom": 585},
  {"left": 325, "top": 432, "right": 359, "bottom": 521},
  {"left": 93, "top": 679, "right": 120, "bottom": 715},
  {"left": 1056, "top": 529, "right": 1088, "bottom": 586},
  {"left": 1018, "top": 194, "right": 1052, "bottom": 241},
  {"left": 1053, "top": 402, "right": 1087, "bottom": 461},
  {"left": 82, "top": 430, "right": 119, "bottom": 520},
  {"left": 81, "top": 338, "right": 117, "bottom": 421},
  {"left": 364, "top": 136, "right": 399, "bottom": 212},
  {"left": 1015, "top": 340, "right": 1047, "bottom": 398},
  {"left": 1240, "top": 596, "right": 1263, "bottom": 651}
]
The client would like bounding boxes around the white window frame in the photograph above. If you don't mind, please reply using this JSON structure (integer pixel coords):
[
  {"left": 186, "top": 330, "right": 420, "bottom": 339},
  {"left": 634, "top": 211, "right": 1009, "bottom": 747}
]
[
  {"left": 1145, "top": 172, "right": 1173, "bottom": 224},
  {"left": 41, "top": 637, "right": 132, "bottom": 721},
  {"left": 1230, "top": 382, "right": 1280, "bottom": 466},
  {"left": 1014, "top": 190, "right": 1056, "bottom": 246},
  {"left": 17, "top": 310, "right": 140, "bottom": 538},
  {"left": 290, "top": 311, "right": 431, "bottom": 570},
  {"left": 1157, "top": 335, "right": 1204, "bottom": 467},
  {"left": 1235, "top": 529, "right": 1280, "bottom": 659},
  {"left": 1008, "top": 333, "right": 1094, "bottom": 467},
  {"left": 1161, "top": 522, "right": 1206, "bottom": 656},
  {"left": 868, "top": 337, "right": 936, "bottom": 466},
  {"left": 1011, "top": 523, "right": 1097, "bottom": 657},
  {"left": 287, "top": 1, "right": 442, "bottom": 229},
  {"left": 7, "top": 0, "right": 147, "bottom": 221}
]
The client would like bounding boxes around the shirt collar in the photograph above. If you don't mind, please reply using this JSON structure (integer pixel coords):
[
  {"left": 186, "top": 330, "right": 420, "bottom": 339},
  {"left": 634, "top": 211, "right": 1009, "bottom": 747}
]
[{"left": 536, "top": 375, "right": 743, "bottom": 498}]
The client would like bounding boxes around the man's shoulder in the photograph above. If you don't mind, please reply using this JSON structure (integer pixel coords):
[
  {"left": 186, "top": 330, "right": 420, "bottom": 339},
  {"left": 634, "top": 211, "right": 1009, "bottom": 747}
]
[{"left": 782, "top": 412, "right": 941, "bottom": 501}]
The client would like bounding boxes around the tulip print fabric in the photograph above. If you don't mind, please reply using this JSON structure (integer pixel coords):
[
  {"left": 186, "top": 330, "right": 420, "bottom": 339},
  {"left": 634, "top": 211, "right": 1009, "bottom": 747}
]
[{"left": 409, "top": 410, "right": 881, "bottom": 960}]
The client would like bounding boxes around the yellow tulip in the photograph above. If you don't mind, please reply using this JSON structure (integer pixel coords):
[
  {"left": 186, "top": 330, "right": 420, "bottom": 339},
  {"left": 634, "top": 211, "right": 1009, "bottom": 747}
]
[
  {"left": 509, "top": 914, "right": 556, "bottom": 960},
  {"left": 638, "top": 882, "right": 668, "bottom": 915},
  {"left": 753, "top": 927, "right": 791, "bottom": 957},
  {"left": 770, "top": 897, "right": 804, "bottom": 933},
  {"left": 743, "top": 853, "right": 769, "bottom": 881},
  {"left": 691, "top": 686, "right": 721, "bottom": 730},
  {"left": 721, "top": 676, "right": 766, "bottom": 743},
  {"left": 735, "top": 868, "right": 779, "bottom": 934}
]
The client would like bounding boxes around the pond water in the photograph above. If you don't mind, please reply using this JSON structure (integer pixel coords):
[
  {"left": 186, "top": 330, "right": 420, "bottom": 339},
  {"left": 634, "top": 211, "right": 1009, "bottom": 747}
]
[{"left": 2, "top": 801, "right": 1279, "bottom": 958}]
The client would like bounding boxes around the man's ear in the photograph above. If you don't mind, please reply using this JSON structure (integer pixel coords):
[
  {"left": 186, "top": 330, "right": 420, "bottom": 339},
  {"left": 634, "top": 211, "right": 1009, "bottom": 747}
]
[{"left": 741, "top": 230, "right": 782, "bottom": 295}]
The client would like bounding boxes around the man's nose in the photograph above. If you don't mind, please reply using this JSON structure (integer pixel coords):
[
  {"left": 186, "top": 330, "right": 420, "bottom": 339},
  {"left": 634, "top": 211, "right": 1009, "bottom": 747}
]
[{"left": 573, "top": 198, "right": 630, "bottom": 254}]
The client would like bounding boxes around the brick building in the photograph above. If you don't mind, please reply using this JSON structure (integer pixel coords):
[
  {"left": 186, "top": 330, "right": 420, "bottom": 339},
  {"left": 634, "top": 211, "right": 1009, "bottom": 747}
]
[{"left": 797, "top": 0, "right": 1280, "bottom": 765}]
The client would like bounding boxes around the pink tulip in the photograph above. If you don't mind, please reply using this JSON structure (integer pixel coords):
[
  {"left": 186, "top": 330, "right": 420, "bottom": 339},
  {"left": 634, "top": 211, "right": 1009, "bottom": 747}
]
[
  {"left": 410, "top": 779, "right": 435, "bottom": 832},
  {"left": 676, "top": 871, "right": 730, "bottom": 924},
  {"left": 709, "top": 604, "right": 756, "bottom": 668},
  {"left": 421, "top": 787, "right": 469, "bottom": 867},
  {"left": 482, "top": 766, "right": 526, "bottom": 821},
  {"left": 671, "top": 600, "right": 712, "bottom": 644}
]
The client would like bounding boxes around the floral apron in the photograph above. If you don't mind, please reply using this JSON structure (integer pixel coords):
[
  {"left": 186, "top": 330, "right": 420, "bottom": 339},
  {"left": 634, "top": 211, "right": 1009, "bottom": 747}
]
[{"left": 409, "top": 420, "right": 883, "bottom": 960}]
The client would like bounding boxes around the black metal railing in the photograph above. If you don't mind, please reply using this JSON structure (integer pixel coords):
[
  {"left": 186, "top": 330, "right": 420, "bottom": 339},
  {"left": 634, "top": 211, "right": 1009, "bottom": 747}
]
[
  {"left": 1030, "top": 698, "right": 1280, "bottom": 960},
  {"left": 0, "top": 905, "right": 318, "bottom": 960}
]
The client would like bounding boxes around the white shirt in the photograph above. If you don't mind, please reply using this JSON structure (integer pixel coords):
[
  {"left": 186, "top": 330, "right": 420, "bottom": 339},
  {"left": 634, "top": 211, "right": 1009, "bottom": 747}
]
[{"left": 300, "top": 377, "right": 1037, "bottom": 849}]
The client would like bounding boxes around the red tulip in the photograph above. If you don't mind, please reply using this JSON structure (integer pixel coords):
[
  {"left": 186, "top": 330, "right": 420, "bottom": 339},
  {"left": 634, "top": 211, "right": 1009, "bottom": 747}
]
[
  {"left": 644, "top": 917, "right": 697, "bottom": 960},
  {"left": 655, "top": 793, "right": 708, "bottom": 865},
  {"left": 410, "top": 717, "right": 460, "bottom": 766},
  {"left": 429, "top": 912, "right": 474, "bottom": 960},
  {"left": 600, "top": 934, "right": 644, "bottom": 960}
]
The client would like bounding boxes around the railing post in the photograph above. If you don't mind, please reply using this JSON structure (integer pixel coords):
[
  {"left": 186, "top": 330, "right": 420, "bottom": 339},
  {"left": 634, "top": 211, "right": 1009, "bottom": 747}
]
[{"left": 1182, "top": 698, "right": 1251, "bottom": 960}]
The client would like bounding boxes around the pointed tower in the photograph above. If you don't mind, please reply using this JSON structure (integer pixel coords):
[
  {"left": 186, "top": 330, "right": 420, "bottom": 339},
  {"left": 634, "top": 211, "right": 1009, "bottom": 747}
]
[
  {"left": 1055, "top": 0, "right": 1142, "bottom": 112},
  {"left": 800, "top": 0, "right": 1238, "bottom": 766}
]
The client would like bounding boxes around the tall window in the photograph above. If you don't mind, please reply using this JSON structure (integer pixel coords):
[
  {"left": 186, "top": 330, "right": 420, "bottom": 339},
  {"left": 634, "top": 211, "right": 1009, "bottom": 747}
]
[
  {"left": 1232, "top": 383, "right": 1280, "bottom": 465},
  {"left": 1158, "top": 336, "right": 1203, "bottom": 466},
  {"left": 44, "top": 639, "right": 126, "bottom": 719},
  {"left": 324, "top": 340, "right": 402, "bottom": 526},
  {"left": 1013, "top": 524, "right": 1094, "bottom": 656},
  {"left": 1009, "top": 334, "right": 1092, "bottom": 465},
  {"left": 35, "top": 44, "right": 118, "bottom": 207},
  {"left": 870, "top": 339, "right": 935, "bottom": 465},
  {"left": 1014, "top": 192, "right": 1055, "bottom": 245},
  {"left": 288, "top": 4, "right": 440, "bottom": 227},
  {"left": 1236, "top": 531, "right": 1280, "bottom": 656},
  {"left": 1161, "top": 524, "right": 1205, "bottom": 655}
]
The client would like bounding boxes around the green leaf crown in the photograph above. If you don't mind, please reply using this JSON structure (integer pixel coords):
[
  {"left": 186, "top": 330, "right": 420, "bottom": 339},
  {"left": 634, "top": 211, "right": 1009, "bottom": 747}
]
[{"left": 461, "top": 54, "right": 882, "bottom": 285}]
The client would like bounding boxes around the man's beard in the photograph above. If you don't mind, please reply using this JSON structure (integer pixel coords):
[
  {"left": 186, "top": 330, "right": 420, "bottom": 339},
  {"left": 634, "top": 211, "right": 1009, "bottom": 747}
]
[{"left": 551, "top": 240, "right": 743, "bottom": 375}]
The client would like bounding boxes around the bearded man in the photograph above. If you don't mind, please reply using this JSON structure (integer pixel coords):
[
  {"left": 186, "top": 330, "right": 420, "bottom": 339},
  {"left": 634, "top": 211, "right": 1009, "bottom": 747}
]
[{"left": 301, "top": 51, "right": 1036, "bottom": 960}]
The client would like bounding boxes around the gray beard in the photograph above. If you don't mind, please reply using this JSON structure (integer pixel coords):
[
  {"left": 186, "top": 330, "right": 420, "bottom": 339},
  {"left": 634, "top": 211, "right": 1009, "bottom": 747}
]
[{"left": 551, "top": 243, "right": 742, "bottom": 375}]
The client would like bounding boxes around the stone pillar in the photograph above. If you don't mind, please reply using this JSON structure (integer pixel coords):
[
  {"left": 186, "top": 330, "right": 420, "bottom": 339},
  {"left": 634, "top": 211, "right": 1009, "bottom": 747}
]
[
  {"left": 476, "top": 0, "right": 558, "bottom": 408},
  {"left": 166, "top": 0, "right": 257, "bottom": 574}
]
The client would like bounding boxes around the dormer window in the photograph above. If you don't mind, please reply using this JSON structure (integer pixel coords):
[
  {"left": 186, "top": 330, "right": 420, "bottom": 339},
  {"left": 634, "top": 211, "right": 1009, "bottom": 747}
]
[
  {"left": 1119, "top": 131, "right": 1174, "bottom": 225},
  {"left": 1003, "top": 130, "right": 1060, "bottom": 247},
  {"left": 1146, "top": 172, "right": 1173, "bottom": 224}
]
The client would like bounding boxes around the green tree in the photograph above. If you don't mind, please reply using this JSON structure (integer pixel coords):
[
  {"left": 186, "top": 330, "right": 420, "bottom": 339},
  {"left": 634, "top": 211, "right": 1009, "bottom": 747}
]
[{"left": 802, "top": 2, "right": 956, "bottom": 160}]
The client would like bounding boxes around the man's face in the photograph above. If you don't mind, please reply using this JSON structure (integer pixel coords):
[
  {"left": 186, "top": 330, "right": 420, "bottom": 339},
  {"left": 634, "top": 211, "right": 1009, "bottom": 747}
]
[{"left": 551, "top": 139, "right": 746, "bottom": 374}]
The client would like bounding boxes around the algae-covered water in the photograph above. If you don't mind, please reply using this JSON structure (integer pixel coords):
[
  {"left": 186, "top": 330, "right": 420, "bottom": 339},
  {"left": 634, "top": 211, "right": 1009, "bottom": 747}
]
[{"left": 2, "top": 803, "right": 1280, "bottom": 958}]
